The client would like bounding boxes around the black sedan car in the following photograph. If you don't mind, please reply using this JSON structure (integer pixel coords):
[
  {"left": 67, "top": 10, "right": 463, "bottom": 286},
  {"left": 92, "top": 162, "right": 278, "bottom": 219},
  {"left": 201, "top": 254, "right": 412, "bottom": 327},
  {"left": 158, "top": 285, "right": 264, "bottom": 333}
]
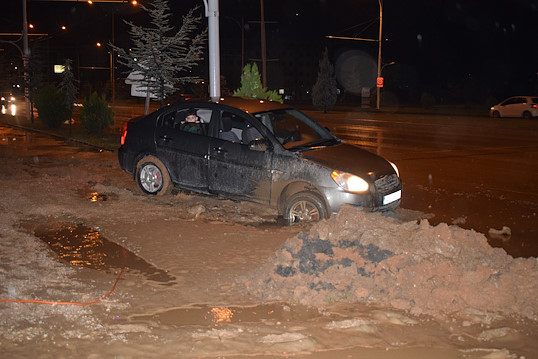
[{"left": 118, "top": 97, "right": 402, "bottom": 224}]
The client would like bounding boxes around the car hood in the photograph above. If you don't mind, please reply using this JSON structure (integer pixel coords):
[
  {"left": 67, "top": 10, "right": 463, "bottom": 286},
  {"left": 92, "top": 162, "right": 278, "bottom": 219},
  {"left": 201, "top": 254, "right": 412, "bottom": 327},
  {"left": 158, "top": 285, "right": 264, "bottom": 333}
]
[{"left": 299, "top": 142, "right": 395, "bottom": 180}]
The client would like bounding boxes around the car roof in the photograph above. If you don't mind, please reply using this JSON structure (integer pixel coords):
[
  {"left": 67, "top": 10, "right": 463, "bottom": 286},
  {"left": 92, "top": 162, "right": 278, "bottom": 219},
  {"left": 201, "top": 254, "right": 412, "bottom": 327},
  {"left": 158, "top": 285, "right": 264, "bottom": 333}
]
[
  {"left": 504, "top": 96, "right": 538, "bottom": 99},
  {"left": 215, "top": 97, "right": 292, "bottom": 114}
]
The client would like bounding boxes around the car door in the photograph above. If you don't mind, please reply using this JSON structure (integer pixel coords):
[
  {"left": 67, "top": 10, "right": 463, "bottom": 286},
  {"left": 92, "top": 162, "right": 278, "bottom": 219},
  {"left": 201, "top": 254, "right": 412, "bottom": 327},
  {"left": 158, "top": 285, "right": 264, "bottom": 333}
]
[
  {"left": 154, "top": 106, "right": 213, "bottom": 191},
  {"left": 208, "top": 110, "right": 274, "bottom": 203}
]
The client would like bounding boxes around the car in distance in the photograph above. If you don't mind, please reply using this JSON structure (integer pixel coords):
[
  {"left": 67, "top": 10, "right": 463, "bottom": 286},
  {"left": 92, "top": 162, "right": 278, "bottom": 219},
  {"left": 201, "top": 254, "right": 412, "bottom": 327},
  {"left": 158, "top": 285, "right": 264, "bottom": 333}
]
[
  {"left": 490, "top": 96, "right": 538, "bottom": 119},
  {"left": 118, "top": 97, "right": 402, "bottom": 224},
  {"left": 1, "top": 94, "right": 17, "bottom": 116}
]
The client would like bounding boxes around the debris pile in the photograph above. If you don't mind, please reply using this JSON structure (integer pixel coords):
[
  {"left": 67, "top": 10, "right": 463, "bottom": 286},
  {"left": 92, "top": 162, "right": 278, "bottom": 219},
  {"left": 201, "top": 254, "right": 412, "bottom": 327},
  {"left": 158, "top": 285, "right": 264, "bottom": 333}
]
[{"left": 242, "top": 206, "right": 538, "bottom": 319}]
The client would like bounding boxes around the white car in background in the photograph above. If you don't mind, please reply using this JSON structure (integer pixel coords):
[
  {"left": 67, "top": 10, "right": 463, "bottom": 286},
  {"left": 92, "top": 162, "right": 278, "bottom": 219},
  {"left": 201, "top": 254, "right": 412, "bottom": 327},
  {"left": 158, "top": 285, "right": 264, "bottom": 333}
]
[
  {"left": 490, "top": 96, "right": 538, "bottom": 119},
  {"left": 1, "top": 94, "right": 17, "bottom": 116}
]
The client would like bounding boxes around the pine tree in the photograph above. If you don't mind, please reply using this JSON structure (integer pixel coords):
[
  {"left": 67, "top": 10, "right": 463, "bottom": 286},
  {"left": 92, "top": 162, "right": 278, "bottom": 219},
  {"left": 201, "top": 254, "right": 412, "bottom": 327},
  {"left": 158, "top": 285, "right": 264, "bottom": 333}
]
[
  {"left": 233, "top": 63, "right": 282, "bottom": 103},
  {"left": 58, "top": 58, "right": 78, "bottom": 118},
  {"left": 312, "top": 48, "right": 338, "bottom": 112},
  {"left": 112, "top": 1, "right": 207, "bottom": 105}
]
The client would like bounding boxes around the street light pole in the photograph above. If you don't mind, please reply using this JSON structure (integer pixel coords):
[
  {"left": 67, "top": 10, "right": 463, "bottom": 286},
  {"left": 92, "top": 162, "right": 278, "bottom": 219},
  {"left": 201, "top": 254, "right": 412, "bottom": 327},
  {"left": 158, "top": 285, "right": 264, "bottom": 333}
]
[
  {"left": 223, "top": 16, "right": 244, "bottom": 73},
  {"left": 260, "top": 0, "right": 267, "bottom": 88},
  {"left": 110, "top": 11, "right": 115, "bottom": 103},
  {"left": 376, "top": 0, "right": 383, "bottom": 110},
  {"left": 204, "top": 0, "right": 220, "bottom": 102},
  {"left": 96, "top": 42, "right": 114, "bottom": 102}
]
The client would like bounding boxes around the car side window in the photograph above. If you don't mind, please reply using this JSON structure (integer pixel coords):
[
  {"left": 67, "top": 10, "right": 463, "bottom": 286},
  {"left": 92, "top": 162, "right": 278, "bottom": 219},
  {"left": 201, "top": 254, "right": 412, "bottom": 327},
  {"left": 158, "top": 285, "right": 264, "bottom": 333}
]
[
  {"left": 159, "top": 108, "right": 212, "bottom": 136},
  {"left": 502, "top": 98, "right": 515, "bottom": 106},
  {"left": 160, "top": 110, "right": 177, "bottom": 129},
  {"left": 514, "top": 98, "right": 525, "bottom": 104},
  {"left": 215, "top": 111, "right": 264, "bottom": 145}
]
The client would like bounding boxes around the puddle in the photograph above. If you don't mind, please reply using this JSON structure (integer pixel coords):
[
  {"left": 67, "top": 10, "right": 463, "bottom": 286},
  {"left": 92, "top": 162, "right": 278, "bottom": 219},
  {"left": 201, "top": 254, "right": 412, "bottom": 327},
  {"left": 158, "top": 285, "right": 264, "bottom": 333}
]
[
  {"left": 88, "top": 191, "right": 112, "bottom": 202},
  {"left": 30, "top": 222, "right": 175, "bottom": 284},
  {"left": 76, "top": 187, "right": 118, "bottom": 202},
  {"left": 130, "top": 303, "right": 321, "bottom": 327}
]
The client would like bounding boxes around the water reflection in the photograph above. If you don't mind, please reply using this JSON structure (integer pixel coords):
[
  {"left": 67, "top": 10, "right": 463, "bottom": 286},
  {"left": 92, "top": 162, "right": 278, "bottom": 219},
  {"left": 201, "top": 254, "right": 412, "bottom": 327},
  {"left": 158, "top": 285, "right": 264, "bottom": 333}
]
[
  {"left": 32, "top": 222, "right": 175, "bottom": 284},
  {"left": 131, "top": 303, "right": 320, "bottom": 327}
]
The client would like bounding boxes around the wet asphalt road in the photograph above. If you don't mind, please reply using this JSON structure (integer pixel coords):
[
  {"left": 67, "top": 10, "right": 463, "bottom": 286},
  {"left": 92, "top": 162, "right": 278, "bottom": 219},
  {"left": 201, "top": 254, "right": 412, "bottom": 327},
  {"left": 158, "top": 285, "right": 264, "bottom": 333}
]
[{"left": 3, "top": 106, "right": 538, "bottom": 258}]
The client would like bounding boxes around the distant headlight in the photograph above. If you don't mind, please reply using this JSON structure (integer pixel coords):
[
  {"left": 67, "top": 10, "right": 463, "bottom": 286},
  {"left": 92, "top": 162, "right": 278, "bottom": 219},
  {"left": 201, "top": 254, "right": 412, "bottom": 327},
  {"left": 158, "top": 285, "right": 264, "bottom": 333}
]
[
  {"left": 389, "top": 161, "right": 399, "bottom": 177},
  {"left": 331, "top": 171, "right": 369, "bottom": 193}
]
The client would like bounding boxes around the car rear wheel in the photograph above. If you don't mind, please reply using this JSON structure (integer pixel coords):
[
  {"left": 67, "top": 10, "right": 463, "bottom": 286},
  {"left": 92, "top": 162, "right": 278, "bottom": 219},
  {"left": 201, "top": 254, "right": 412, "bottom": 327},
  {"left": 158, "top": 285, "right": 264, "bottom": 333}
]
[
  {"left": 523, "top": 111, "right": 532, "bottom": 119},
  {"left": 136, "top": 156, "right": 171, "bottom": 195},
  {"left": 284, "top": 192, "right": 327, "bottom": 225}
]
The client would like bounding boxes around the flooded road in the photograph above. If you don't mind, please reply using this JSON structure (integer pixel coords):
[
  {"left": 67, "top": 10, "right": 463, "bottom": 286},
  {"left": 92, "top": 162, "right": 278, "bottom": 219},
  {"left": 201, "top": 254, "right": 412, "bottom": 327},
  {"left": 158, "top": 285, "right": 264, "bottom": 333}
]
[{"left": 1, "top": 118, "right": 537, "bottom": 359}]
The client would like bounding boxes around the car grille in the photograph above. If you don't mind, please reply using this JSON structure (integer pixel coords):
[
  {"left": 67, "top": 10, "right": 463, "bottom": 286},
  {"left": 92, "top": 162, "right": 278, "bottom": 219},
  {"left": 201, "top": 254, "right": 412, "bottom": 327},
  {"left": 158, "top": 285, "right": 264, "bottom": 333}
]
[{"left": 374, "top": 174, "right": 400, "bottom": 195}]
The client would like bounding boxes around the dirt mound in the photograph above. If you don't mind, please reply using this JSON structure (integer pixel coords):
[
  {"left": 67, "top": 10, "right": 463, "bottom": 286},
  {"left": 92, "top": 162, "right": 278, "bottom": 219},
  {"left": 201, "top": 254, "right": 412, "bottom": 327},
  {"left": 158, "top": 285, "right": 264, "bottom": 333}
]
[{"left": 242, "top": 206, "right": 538, "bottom": 320}]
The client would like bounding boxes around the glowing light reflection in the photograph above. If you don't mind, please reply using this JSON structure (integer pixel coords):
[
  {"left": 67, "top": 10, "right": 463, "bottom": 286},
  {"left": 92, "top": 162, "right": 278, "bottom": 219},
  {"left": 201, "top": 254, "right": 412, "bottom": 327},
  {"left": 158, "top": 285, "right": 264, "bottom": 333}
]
[{"left": 207, "top": 307, "right": 234, "bottom": 324}]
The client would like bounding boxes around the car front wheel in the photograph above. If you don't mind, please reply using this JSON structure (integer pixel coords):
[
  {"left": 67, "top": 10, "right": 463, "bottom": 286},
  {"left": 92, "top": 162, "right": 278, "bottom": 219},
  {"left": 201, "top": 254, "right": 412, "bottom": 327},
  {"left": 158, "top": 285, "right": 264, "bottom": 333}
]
[
  {"left": 284, "top": 192, "right": 327, "bottom": 225},
  {"left": 136, "top": 156, "right": 171, "bottom": 195},
  {"left": 492, "top": 111, "right": 500, "bottom": 118}
]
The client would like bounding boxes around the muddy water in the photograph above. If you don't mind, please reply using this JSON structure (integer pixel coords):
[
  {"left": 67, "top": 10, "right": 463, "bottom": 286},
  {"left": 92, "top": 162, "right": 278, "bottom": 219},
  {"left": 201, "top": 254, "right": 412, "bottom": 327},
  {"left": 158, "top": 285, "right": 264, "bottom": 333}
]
[
  {"left": 29, "top": 222, "right": 175, "bottom": 284},
  {"left": 130, "top": 302, "right": 321, "bottom": 327}
]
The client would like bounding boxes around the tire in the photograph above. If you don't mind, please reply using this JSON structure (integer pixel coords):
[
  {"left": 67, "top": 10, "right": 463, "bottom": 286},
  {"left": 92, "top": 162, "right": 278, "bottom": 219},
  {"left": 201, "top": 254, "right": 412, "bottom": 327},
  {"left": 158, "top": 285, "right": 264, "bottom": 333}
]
[
  {"left": 284, "top": 191, "right": 328, "bottom": 225},
  {"left": 523, "top": 111, "right": 532, "bottom": 119},
  {"left": 492, "top": 111, "right": 500, "bottom": 118},
  {"left": 135, "top": 156, "right": 171, "bottom": 195}
]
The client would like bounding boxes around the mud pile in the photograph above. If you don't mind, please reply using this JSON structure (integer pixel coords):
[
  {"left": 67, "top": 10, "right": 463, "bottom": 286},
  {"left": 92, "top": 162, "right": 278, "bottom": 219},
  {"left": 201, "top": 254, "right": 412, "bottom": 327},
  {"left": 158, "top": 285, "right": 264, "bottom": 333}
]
[{"left": 242, "top": 206, "right": 538, "bottom": 319}]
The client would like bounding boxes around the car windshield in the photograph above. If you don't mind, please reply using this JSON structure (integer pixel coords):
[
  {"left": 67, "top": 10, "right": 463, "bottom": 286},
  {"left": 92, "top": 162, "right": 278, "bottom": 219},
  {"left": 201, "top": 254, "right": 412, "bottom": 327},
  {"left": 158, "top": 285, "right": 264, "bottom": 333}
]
[{"left": 254, "top": 109, "right": 338, "bottom": 150}]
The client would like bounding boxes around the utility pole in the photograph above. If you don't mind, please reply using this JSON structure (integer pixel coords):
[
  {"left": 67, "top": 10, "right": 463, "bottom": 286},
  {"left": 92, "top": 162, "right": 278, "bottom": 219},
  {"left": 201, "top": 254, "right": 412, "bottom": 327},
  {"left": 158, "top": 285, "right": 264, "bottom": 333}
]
[{"left": 22, "top": 0, "right": 31, "bottom": 122}]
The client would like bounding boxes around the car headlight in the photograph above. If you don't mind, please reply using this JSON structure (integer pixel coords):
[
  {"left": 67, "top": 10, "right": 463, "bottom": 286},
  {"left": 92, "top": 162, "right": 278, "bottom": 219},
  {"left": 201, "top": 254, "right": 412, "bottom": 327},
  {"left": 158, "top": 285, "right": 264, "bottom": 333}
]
[
  {"left": 389, "top": 161, "right": 399, "bottom": 177},
  {"left": 331, "top": 171, "right": 369, "bottom": 193}
]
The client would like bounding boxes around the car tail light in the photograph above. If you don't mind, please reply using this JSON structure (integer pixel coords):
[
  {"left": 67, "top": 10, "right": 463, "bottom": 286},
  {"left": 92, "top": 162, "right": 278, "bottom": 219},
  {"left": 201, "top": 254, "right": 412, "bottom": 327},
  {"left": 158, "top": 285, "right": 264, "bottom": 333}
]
[
  {"left": 531, "top": 104, "right": 537, "bottom": 109},
  {"left": 120, "top": 123, "right": 128, "bottom": 145}
]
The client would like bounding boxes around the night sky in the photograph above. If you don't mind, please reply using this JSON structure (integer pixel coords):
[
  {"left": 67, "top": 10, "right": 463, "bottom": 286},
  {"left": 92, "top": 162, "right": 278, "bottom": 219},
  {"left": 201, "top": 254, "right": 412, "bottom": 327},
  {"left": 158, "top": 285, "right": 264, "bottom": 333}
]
[{"left": 2, "top": 0, "right": 537, "bottom": 104}]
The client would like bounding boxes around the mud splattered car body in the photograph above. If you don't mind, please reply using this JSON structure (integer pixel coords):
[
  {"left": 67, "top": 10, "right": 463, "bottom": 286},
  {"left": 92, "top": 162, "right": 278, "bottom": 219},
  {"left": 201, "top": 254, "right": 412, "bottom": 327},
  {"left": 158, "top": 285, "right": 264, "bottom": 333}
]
[{"left": 118, "top": 97, "right": 401, "bottom": 224}]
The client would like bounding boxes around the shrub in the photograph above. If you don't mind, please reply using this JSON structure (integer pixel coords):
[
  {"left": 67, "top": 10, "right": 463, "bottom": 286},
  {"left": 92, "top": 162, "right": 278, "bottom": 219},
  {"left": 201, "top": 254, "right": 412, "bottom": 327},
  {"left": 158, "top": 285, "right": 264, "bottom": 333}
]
[
  {"left": 233, "top": 63, "right": 283, "bottom": 103},
  {"left": 34, "top": 84, "right": 70, "bottom": 129},
  {"left": 79, "top": 92, "right": 114, "bottom": 135}
]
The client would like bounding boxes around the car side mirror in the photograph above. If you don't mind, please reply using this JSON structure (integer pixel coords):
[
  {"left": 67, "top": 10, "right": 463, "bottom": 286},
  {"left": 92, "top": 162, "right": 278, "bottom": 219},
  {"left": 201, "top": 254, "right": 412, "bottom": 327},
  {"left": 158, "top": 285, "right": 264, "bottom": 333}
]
[{"left": 249, "top": 138, "right": 268, "bottom": 152}]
